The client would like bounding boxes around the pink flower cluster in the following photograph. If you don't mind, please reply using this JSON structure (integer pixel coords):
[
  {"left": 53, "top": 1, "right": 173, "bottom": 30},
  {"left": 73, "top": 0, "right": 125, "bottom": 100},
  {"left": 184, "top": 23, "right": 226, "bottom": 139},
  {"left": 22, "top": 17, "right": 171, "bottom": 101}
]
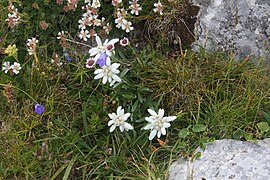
[{"left": 5, "top": 2, "right": 20, "bottom": 29}]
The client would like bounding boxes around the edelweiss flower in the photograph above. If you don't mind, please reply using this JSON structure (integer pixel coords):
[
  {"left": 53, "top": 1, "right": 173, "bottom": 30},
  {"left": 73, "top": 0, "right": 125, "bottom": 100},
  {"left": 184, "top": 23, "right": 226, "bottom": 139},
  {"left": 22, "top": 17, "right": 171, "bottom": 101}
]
[
  {"left": 108, "top": 106, "right": 133, "bottom": 132},
  {"left": 94, "top": 57, "right": 121, "bottom": 86},
  {"left": 88, "top": 36, "right": 119, "bottom": 59},
  {"left": 144, "top": 109, "right": 177, "bottom": 140}
]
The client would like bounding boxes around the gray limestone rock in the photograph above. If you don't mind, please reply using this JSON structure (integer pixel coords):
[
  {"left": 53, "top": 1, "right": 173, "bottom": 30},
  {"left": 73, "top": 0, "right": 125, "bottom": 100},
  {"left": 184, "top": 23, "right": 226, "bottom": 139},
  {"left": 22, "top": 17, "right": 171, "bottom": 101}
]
[
  {"left": 191, "top": 0, "right": 270, "bottom": 59},
  {"left": 168, "top": 139, "right": 270, "bottom": 180}
]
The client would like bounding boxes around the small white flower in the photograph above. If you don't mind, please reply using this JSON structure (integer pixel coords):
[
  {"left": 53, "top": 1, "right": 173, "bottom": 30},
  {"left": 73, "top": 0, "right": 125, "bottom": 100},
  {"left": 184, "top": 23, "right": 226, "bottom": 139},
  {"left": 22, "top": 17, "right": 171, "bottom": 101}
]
[
  {"left": 144, "top": 109, "right": 177, "bottom": 140},
  {"left": 91, "top": 0, "right": 101, "bottom": 8},
  {"left": 108, "top": 106, "right": 133, "bottom": 132},
  {"left": 115, "top": 17, "right": 126, "bottom": 29},
  {"left": 26, "top": 38, "right": 38, "bottom": 56},
  {"left": 153, "top": 1, "right": 163, "bottom": 15},
  {"left": 10, "top": 62, "right": 22, "bottom": 74},
  {"left": 129, "top": 1, "right": 142, "bottom": 15},
  {"left": 112, "top": 0, "right": 122, "bottom": 6},
  {"left": 78, "top": 29, "right": 90, "bottom": 41},
  {"left": 88, "top": 36, "right": 119, "bottom": 58},
  {"left": 94, "top": 57, "right": 121, "bottom": 86},
  {"left": 2, "top": 61, "right": 11, "bottom": 73},
  {"left": 57, "top": 31, "right": 66, "bottom": 39},
  {"left": 121, "top": 20, "right": 134, "bottom": 33}
]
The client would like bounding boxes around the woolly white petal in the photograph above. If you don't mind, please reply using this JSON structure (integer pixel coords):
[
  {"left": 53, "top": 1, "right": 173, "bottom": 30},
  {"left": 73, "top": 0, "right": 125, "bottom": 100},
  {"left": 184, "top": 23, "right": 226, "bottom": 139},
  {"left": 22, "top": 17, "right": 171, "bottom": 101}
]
[
  {"left": 120, "top": 125, "right": 124, "bottom": 132},
  {"left": 158, "top": 109, "right": 164, "bottom": 118},
  {"left": 102, "top": 76, "right": 108, "bottom": 84},
  {"left": 108, "top": 113, "right": 115, "bottom": 119},
  {"left": 108, "top": 120, "right": 114, "bottom": 126},
  {"left": 112, "top": 74, "right": 121, "bottom": 82},
  {"left": 96, "top": 36, "right": 102, "bottom": 46},
  {"left": 147, "top": 109, "right": 157, "bottom": 116},
  {"left": 119, "top": 109, "right": 125, "bottom": 116},
  {"left": 116, "top": 106, "right": 122, "bottom": 115},
  {"left": 163, "top": 116, "right": 177, "bottom": 122},
  {"left": 149, "top": 129, "right": 157, "bottom": 140},
  {"left": 103, "top": 39, "right": 109, "bottom": 45},
  {"left": 143, "top": 123, "right": 153, "bottom": 130},
  {"left": 124, "top": 123, "right": 133, "bottom": 130},
  {"left": 157, "top": 130, "right": 162, "bottom": 138},
  {"left": 111, "top": 63, "right": 120, "bottom": 69},
  {"left": 161, "top": 127, "right": 166, "bottom": 135},
  {"left": 94, "top": 69, "right": 103, "bottom": 74},
  {"left": 163, "top": 122, "right": 171, "bottom": 128},
  {"left": 123, "top": 113, "right": 131, "bottom": 120},
  {"left": 94, "top": 73, "right": 104, "bottom": 80},
  {"left": 89, "top": 48, "right": 98, "bottom": 56},
  {"left": 110, "top": 125, "right": 116, "bottom": 132},
  {"left": 145, "top": 117, "right": 154, "bottom": 123}
]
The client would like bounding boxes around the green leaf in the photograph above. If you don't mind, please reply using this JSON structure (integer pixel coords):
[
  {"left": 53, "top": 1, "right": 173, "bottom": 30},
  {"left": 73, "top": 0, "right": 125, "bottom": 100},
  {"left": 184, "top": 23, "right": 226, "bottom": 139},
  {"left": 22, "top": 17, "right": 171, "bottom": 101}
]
[
  {"left": 178, "top": 128, "right": 190, "bottom": 138},
  {"left": 122, "top": 93, "right": 137, "bottom": 100},
  {"left": 63, "top": 158, "right": 76, "bottom": 180},
  {"left": 257, "top": 122, "right": 270, "bottom": 132},
  {"left": 192, "top": 124, "right": 206, "bottom": 133},
  {"left": 192, "top": 152, "right": 201, "bottom": 160},
  {"left": 260, "top": 110, "right": 270, "bottom": 124}
]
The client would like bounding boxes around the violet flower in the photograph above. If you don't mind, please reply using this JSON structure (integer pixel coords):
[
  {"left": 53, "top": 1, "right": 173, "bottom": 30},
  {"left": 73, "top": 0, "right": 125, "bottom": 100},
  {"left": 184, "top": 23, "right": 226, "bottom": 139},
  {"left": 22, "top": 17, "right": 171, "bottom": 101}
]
[
  {"left": 96, "top": 52, "right": 107, "bottom": 67},
  {"left": 34, "top": 104, "right": 45, "bottom": 115}
]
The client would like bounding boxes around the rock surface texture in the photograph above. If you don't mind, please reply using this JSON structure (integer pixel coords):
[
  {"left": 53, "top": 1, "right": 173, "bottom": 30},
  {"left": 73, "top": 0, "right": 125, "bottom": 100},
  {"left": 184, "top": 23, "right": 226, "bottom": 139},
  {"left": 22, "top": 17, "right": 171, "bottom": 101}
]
[
  {"left": 168, "top": 139, "right": 270, "bottom": 180},
  {"left": 191, "top": 0, "right": 270, "bottom": 59}
]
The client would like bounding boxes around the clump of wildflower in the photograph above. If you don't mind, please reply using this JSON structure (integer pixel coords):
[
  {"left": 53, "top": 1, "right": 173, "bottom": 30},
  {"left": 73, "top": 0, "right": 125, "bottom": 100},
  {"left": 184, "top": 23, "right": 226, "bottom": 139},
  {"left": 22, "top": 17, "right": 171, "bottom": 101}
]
[
  {"left": 5, "top": 2, "right": 20, "bottom": 29},
  {"left": 26, "top": 38, "right": 38, "bottom": 56},
  {"left": 120, "top": 37, "right": 129, "bottom": 46},
  {"left": 4, "top": 44, "right": 18, "bottom": 58},
  {"left": 94, "top": 57, "right": 121, "bottom": 86},
  {"left": 108, "top": 106, "right": 133, "bottom": 132},
  {"left": 153, "top": 1, "right": 163, "bottom": 15},
  {"left": 34, "top": 104, "right": 45, "bottom": 115},
  {"left": 2, "top": 61, "right": 22, "bottom": 75},
  {"left": 144, "top": 109, "right": 177, "bottom": 140}
]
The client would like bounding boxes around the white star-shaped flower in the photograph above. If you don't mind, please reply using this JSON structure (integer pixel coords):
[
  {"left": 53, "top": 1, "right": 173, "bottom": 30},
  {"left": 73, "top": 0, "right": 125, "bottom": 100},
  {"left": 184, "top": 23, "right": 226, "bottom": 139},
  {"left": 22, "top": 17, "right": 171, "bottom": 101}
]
[
  {"left": 108, "top": 106, "right": 133, "bottom": 132},
  {"left": 88, "top": 36, "right": 119, "bottom": 59},
  {"left": 144, "top": 109, "right": 177, "bottom": 140},
  {"left": 94, "top": 57, "right": 121, "bottom": 86}
]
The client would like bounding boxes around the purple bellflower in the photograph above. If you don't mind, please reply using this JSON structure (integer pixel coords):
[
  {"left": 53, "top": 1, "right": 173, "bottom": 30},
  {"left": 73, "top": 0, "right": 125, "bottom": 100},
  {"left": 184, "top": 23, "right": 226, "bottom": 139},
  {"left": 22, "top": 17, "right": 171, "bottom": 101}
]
[
  {"left": 34, "top": 104, "right": 45, "bottom": 115},
  {"left": 96, "top": 52, "right": 107, "bottom": 67}
]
